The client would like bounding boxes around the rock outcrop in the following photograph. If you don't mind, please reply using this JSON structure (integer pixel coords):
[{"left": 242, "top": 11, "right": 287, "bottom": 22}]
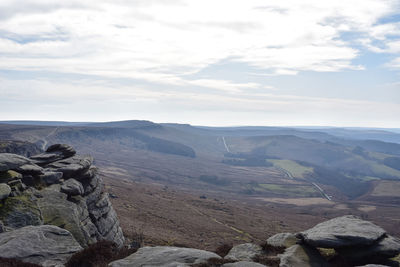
[{"left": 0, "top": 144, "right": 124, "bottom": 254}]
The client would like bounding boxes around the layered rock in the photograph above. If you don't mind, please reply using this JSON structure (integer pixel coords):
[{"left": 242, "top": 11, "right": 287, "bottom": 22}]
[{"left": 0, "top": 144, "right": 124, "bottom": 249}]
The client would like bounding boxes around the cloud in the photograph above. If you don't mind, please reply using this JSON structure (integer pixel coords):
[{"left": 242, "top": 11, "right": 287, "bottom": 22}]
[{"left": 0, "top": 0, "right": 397, "bottom": 81}]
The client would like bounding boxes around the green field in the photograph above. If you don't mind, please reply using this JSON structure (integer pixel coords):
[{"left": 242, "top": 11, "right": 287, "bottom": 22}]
[
  {"left": 269, "top": 159, "right": 313, "bottom": 178},
  {"left": 257, "top": 183, "right": 319, "bottom": 197}
]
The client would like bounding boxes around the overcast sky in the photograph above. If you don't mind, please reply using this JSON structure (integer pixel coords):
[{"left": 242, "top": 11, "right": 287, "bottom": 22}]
[{"left": 0, "top": 0, "right": 399, "bottom": 127}]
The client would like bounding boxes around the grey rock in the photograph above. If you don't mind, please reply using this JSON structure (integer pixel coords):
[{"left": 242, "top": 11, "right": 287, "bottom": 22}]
[
  {"left": 0, "top": 220, "right": 4, "bottom": 233},
  {"left": 41, "top": 171, "right": 63, "bottom": 185},
  {"left": 0, "top": 225, "right": 82, "bottom": 266},
  {"left": 46, "top": 155, "right": 93, "bottom": 178},
  {"left": 225, "top": 243, "right": 263, "bottom": 262},
  {"left": 0, "top": 170, "right": 22, "bottom": 183},
  {"left": 278, "top": 244, "right": 328, "bottom": 267},
  {"left": 337, "top": 235, "right": 400, "bottom": 262},
  {"left": 61, "top": 178, "right": 84, "bottom": 196},
  {"left": 0, "top": 183, "right": 11, "bottom": 200},
  {"left": 109, "top": 246, "right": 221, "bottom": 267},
  {"left": 0, "top": 191, "right": 43, "bottom": 228},
  {"left": 31, "top": 144, "right": 76, "bottom": 166},
  {"left": 0, "top": 153, "right": 33, "bottom": 172},
  {"left": 38, "top": 186, "right": 98, "bottom": 247},
  {"left": 222, "top": 261, "right": 267, "bottom": 267},
  {"left": 298, "top": 215, "right": 386, "bottom": 248},
  {"left": 267, "top": 233, "right": 299, "bottom": 248},
  {"left": 15, "top": 163, "right": 43, "bottom": 175}
]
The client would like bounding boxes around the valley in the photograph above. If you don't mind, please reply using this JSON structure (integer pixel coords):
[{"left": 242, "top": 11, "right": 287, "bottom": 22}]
[{"left": 1, "top": 121, "right": 400, "bottom": 249}]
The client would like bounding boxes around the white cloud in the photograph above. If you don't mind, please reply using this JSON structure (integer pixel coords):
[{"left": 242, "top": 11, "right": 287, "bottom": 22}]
[{"left": 0, "top": 0, "right": 397, "bottom": 80}]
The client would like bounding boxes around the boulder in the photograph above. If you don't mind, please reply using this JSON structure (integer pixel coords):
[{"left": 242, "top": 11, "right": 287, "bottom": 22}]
[
  {"left": 0, "top": 153, "right": 33, "bottom": 172},
  {"left": 278, "top": 244, "right": 328, "bottom": 267},
  {"left": 46, "top": 155, "right": 93, "bottom": 178},
  {"left": 108, "top": 246, "right": 221, "bottom": 267},
  {"left": 222, "top": 261, "right": 267, "bottom": 267},
  {"left": 41, "top": 171, "right": 63, "bottom": 185},
  {"left": 298, "top": 215, "right": 386, "bottom": 248},
  {"left": 0, "top": 225, "right": 82, "bottom": 266},
  {"left": 30, "top": 144, "right": 76, "bottom": 166},
  {"left": 267, "top": 233, "right": 299, "bottom": 248},
  {"left": 61, "top": 178, "right": 84, "bottom": 196},
  {"left": 0, "top": 183, "right": 11, "bottom": 200},
  {"left": 337, "top": 235, "right": 400, "bottom": 263},
  {"left": 225, "top": 243, "right": 264, "bottom": 262}
]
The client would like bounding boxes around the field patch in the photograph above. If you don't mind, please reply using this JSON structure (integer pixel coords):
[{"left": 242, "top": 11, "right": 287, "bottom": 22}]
[
  {"left": 371, "top": 180, "right": 400, "bottom": 197},
  {"left": 256, "top": 197, "right": 332, "bottom": 206},
  {"left": 269, "top": 159, "right": 313, "bottom": 178},
  {"left": 257, "top": 183, "right": 319, "bottom": 197}
]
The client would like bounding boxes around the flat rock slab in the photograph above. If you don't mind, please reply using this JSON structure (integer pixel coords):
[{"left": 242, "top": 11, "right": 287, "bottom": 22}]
[
  {"left": 225, "top": 243, "right": 263, "bottom": 262},
  {"left": 0, "top": 225, "right": 82, "bottom": 267},
  {"left": 46, "top": 155, "right": 93, "bottom": 178},
  {"left": 222, "top": 261, "right": 267, "bottom": 267},
  {"left": 278, "top": 244, "right": 328, "bottom": 267},
  {"left": 31, "top": 144, "right": 76, "bottom": 166},
  {"left": 267, "top": 233, "right": 299, "bottom": 248},
  {"left": 0, "top": 154, "right": 33, "bottom": 172},
  {"left": 109, "top": 246, "right": 221, "bottom": 267},
  {"left": 298, "top": 215, "right": 386, "bottom": 248}
]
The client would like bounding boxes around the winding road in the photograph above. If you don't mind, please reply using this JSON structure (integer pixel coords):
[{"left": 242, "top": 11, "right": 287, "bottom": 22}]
[
  {"left": 222, "top": 136, "right": 230, "bottom": 153},
  {"left": 41, "top": 127, "right": 59, "bottom": 150}
]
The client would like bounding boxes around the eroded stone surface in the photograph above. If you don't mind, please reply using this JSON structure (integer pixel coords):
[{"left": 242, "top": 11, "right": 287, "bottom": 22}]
[
  {"left": 0, "top": 225, "right": 82, "bottom": 267},
  {"left": 225, "top": 243, "right": 263, "bottom": 262},
  {"left": 267, "top": 233, "right": 299, "bottom": 248},
  {"left": 109, "top": 246, "right": 221, "bottom": 267},
  {"left": 278, "top": 244, "right": 328, "bottom": 267},
  {"left": 298, "top": 215, "right": 386, "bottom": 248}
]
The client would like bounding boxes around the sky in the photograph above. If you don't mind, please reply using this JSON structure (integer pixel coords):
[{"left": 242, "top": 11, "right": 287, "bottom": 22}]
[{"left": 0, "top": 0, "right": 399, "bottom": 127}]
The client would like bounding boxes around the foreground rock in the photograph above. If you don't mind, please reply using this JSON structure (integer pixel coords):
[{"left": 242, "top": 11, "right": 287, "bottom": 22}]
[
  {"left": 0, "top": 144, "right": 124, "bottom": 248},
  {"left": 0, "top": 225, "right": 82, "bottom": 266},
  {"left": 267, "top": 233, "right": 299, "bottom": 248},
  {"left": 298, "top": 215, "right": 386, "bottom": 248},
  {"left": 225, "top": 243, "right": 263, "bottom": 262},
  {"left": 109, "top": 246, "right": 221, "bottom": 267},
  {"left": 278, "top": 244, "right": 328, "bottom": 267}
]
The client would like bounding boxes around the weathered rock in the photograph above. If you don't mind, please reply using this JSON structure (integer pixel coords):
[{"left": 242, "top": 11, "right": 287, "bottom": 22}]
[
  {"left": 0, "top": 170, "right": 22, "bottom": 183},
  {"left": 0, "top": 220, "right": 4, "bottom": 233},
  {"left": 61, "top": 178, "right": 84, "bottom": 196},
  {"left": 278, "top": 244, "right": 328, "bottom": 267},
  {"left": 0, "top": 191, "right": 42, "bottom": 228},
  {"left": 38, "top": 186, "right": 98, "bottom": 247},
  {"left": 41, "top": 171, "right": 63, "bottom": 185},
  {"left": 337, "top": 235, "right": 400, "bottom": 263},
  {"left": 30, "top": 144, "right": 76, "bottom": 166},
  {"left": 356, "top": 264, "right": 391, "bottom": 267},
  {"left": 15, "top": 163, "right": 43, "bottom": 175},
  {"left": 109, "top": 246, "right": 221, "bottom": 267},
  {"left": 267, "top": 233, "right": 299, "bottom": 248},
  {"left": 0, "top": 225, "right": 82, "bottom": 266},
  {"left": 225, "top": 243, "right": 264, "bottom": 262},
  {"left": 298, "top": 215, "right": 386, "bottom": 248},
  {"left": 0, "top": 153, "right": 33, "bottom": 172},
  {"left": 0, "top": 183, "right": 11, "bottom": 200},
  {"left": 222, "top": 261, "right": 267, "bottom": 267},
  {"left": 46, "top": 155, "right": 93, "bottom": 178}
]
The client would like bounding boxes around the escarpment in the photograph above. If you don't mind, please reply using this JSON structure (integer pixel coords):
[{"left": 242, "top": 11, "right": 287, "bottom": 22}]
[{"left": 0, "top": 144, "right": 124, "bottom": 253}]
